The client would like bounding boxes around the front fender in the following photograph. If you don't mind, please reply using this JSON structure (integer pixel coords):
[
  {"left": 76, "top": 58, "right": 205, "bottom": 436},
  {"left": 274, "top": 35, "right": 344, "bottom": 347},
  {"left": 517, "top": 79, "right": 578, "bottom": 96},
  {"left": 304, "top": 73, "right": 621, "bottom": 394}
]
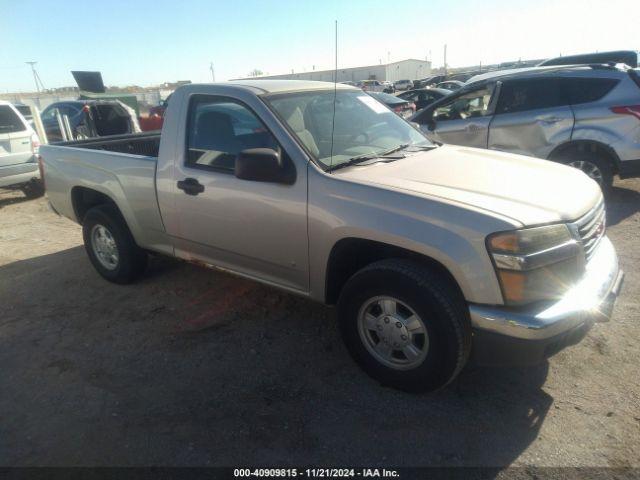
[{"left": 308, "top": 169, "right": 514, "bottom": 305}]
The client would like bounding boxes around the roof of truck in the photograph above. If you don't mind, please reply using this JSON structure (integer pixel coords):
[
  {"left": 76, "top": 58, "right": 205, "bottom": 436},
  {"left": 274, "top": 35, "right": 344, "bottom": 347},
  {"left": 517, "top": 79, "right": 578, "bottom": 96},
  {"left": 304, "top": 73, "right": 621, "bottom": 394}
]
[{"left": 223, "top": 79, "right": 358, "bottom": 93}]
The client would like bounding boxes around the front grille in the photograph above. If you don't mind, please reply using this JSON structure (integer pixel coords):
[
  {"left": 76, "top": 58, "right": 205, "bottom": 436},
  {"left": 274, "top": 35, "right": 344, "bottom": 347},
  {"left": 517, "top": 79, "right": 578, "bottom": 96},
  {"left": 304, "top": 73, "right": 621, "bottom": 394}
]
[{"left": 573, "top": 199, "right": 606, "bottom": 261}]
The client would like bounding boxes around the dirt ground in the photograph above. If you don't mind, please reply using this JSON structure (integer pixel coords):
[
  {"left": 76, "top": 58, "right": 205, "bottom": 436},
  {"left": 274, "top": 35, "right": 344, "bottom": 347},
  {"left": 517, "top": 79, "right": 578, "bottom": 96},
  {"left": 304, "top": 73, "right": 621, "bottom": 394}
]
[{"left": 0, "top": 179, "right": 639, "bottom": 469}]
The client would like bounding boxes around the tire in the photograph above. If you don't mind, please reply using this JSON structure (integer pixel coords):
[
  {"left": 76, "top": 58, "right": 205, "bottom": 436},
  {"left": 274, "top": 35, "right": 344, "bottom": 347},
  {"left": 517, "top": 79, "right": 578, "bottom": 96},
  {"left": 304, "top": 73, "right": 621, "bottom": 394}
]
[
  {"left": 338, "top": 259, "right": 472, "bottom": 393},
  {"left": 82, "top": 204, "right": 148, "bottom": 284},
  {"left": 556, "top": 151, "right": 613, "bottom": 192},
  {"left": 21, "top": 179, "right": 44, "bottom": 199}
]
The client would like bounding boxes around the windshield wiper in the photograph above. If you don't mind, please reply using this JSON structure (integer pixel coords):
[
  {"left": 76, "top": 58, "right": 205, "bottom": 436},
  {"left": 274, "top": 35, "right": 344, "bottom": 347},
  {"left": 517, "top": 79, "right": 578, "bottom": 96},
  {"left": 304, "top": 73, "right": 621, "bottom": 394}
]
[{"left": 328, "top": 144, "right": 410, "bottom": 172}]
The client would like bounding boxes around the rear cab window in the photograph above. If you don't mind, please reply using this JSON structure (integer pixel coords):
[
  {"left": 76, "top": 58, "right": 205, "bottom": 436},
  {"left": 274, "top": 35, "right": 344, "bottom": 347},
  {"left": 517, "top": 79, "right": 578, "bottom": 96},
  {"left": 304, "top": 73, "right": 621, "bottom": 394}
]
[{"left": 0, "top": 105, "right": 27, "bottom": 134}]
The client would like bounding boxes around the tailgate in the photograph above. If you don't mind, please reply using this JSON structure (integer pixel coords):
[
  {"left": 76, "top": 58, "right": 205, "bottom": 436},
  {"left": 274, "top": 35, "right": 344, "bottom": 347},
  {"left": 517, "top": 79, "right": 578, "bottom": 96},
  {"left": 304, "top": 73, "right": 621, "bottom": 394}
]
[{"left": 0, "top": 131, "right": 34, "bottom": 167}]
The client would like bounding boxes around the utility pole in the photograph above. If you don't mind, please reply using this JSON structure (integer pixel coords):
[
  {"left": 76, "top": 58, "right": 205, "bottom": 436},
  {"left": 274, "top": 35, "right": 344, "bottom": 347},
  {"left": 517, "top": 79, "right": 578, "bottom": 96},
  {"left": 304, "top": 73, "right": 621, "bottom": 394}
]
[
  {"left": 209, "top": 62, "right": 215, "bottom": 82},
  {"left": 26, "top": 61, "right": 45, "bottom": 93},
  {"left": 443, "top": 45, "right": 447, "bottom": 76}
]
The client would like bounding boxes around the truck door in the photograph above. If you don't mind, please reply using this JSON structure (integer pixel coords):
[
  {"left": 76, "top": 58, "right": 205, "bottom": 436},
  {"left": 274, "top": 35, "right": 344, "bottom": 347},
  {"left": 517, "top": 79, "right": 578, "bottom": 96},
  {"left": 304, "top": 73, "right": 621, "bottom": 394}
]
[
  {"left": 488, "top": 78, "right": 574, "bottom": 159},
  {"left": 419, "top": 83, "right": 497, "bottom": 148},
  {"left": 165, "top": 94, "right": 309, "bottom": 293}
]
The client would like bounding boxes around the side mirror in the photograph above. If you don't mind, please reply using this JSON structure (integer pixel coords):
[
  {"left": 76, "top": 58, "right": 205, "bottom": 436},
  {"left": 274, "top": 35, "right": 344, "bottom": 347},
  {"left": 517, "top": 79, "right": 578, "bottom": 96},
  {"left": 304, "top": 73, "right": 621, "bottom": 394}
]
[{"left": 235, "top": 148, "right": 295, "bottom": 184}]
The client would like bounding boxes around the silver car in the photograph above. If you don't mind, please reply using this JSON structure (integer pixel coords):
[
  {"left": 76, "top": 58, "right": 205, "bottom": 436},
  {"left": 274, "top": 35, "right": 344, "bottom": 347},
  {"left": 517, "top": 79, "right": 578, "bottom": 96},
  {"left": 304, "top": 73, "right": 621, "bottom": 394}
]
[{"left": 410, "top": 64, "right": 640, "bottom": 189}]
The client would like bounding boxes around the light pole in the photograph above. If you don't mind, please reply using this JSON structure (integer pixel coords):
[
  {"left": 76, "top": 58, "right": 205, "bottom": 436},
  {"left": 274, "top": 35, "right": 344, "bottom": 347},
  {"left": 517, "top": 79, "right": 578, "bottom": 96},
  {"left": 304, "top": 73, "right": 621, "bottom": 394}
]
[{"left": 443, "top": 44, "right": 447, "bottom": 76}]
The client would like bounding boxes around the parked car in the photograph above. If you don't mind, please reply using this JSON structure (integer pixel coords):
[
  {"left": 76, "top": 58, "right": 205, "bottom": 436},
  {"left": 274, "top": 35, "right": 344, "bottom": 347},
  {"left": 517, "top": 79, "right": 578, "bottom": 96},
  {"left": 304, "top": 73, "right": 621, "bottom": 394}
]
[
  {"left": 397, "top": 88, "right": 452, "bottom": 111},
  {"left": 41, "top": 80, "right": 623, "bottom": 392},
  {"left": 410, "top": 64, "right": 640, "bottom": 189},
  {"left": 40, "top": 100, "right": 140, "bottom": 143},
  {"left": 435, "top": 80, "right": 465, "bottom": 91},
  {"left": 538, "top": 50, "right": 639, "bottom": 68},
  {"left": 394, "top": 79, "right": 413, "bottom": 91},
  {"left": 0, "top": 101, "right": 42, "bottom": 197},
  {"left": 366, "top": 91, "right": 415, "bottom": 118},
  {"left": 380, "top": 81, "right": 395, "bottom": 93},
  {"left": 413, "top": 75, "right": 446, "bottom": 89},
  {"left": 358, "top": 80, "right": 386, "bottom": 93}
]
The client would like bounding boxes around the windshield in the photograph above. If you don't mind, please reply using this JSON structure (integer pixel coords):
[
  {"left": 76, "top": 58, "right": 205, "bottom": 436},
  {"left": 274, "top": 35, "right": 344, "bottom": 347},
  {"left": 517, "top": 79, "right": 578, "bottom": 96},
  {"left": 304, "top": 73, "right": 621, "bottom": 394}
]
[{"left": 265, "top": 89, "right": 431, "bottom": 170}]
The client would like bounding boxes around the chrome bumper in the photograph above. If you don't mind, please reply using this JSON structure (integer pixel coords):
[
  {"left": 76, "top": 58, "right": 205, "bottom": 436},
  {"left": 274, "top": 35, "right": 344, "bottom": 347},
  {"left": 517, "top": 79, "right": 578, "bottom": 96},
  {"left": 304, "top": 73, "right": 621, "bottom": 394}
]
[{"left": 469, "top": 236, "right": 623, "bottom": 340}]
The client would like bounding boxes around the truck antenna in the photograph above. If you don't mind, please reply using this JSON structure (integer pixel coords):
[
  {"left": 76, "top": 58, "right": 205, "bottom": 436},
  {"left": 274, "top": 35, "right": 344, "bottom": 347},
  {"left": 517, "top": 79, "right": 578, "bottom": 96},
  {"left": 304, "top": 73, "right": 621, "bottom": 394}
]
[{"left": 329, "top": 20, "right": 338, "bottom": 173}]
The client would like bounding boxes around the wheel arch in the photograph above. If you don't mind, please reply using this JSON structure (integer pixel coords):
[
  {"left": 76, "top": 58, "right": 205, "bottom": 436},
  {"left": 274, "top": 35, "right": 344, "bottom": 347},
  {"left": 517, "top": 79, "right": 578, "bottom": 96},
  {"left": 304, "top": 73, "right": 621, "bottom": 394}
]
[
  {"left": 324, "top": 237, "right": 465, "bottom": 305},
  {"left": 71, "top": 186, "right": 123, "bottom": 224},
  {"left": 547, "top": 139, "right": 621, "bottom": 174}
]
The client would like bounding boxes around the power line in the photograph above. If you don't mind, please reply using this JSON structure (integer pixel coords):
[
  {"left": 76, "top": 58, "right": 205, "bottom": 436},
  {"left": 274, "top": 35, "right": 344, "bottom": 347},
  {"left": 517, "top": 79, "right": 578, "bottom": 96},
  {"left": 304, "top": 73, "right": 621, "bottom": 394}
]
[{"left": 25, "top": 61, "right": 46, "bottom": 92}]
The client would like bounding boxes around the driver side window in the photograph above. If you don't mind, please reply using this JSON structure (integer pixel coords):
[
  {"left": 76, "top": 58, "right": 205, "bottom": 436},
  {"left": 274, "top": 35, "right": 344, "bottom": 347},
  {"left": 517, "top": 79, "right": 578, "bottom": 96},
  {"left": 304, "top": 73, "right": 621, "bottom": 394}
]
[
  {"left": 186, "top": 96, "right": 279, "bottom": 173},
  {"left": 433, "top": 85, "right": 494, "bottom": 121}
]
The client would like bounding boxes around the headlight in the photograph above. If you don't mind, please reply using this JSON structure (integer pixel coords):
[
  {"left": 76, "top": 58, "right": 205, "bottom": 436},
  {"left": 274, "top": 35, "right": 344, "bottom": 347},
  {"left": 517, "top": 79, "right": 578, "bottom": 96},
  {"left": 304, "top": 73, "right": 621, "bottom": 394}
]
[{"left": 487, "top": 224, "right": 583, "bottom": 305}]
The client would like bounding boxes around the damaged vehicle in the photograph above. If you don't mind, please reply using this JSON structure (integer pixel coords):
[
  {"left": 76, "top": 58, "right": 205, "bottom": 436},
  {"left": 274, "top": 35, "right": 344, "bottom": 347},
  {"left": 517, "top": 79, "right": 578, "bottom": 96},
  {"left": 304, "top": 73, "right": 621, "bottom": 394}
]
[
  {"left": 40, "top": 80, "right": 623, "bottom": 392},
  {"left": 410, "top": 64, "right": 640, "bottom": 190},
  {"left": 40, "top": 71, "right": 142, "bottom": 142},
  {"left": 40, "top": 100, "right": 140, "bottom": 142}
]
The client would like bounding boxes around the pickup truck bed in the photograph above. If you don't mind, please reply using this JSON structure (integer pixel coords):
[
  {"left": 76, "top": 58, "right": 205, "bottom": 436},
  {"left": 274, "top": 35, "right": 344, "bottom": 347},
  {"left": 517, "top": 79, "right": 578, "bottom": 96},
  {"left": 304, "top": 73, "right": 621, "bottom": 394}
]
[
  {"left": 43, "top": 131, "right": 168, "bottom": 256},
  {"left": 54, "top": 132, "right": 161, "bottom": 157}
]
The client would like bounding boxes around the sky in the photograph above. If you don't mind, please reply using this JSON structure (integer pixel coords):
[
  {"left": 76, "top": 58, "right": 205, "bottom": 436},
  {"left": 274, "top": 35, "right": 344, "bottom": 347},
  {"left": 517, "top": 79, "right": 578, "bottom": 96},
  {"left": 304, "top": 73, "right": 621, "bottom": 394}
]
[{"left": 1, "top": 0, "right": 638, "bottom": 92}]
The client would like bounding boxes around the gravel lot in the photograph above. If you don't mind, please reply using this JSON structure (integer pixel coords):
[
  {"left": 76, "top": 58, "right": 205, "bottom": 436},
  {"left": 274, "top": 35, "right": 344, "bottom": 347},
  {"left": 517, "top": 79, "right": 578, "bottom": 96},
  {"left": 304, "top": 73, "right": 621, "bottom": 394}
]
[{"left": 1, "top": 179, "right": 639, "bottom": 468}]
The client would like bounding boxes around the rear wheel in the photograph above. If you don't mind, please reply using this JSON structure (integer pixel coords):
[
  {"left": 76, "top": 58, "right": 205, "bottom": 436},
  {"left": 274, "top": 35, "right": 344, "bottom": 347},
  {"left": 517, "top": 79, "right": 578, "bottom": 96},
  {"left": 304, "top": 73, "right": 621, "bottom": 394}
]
[
  {"left": 82, "top": 205, "right": 147, "bottom": 284},
  {"left": 21, "top": 179, "right": 44, "bottom": 199},
  {"left": 338, "top": 259, "right": 471, "bottom": 392}
]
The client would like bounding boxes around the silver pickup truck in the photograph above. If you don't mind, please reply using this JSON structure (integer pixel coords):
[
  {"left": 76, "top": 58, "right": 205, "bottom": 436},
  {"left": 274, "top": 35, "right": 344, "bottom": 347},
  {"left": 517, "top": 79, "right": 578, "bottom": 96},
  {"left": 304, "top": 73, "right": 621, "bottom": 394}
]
[{"left": 40, "top": 80, "right": 624, "bottom": 392}]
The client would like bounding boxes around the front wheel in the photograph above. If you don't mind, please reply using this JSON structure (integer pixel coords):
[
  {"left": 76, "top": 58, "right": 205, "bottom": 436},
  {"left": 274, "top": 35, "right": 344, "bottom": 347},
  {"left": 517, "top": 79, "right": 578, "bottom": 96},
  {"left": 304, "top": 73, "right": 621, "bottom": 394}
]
[
  {"left": 82, "top": 205, "right": 147, "bottom": 284},
  {"left": 338, "top": 259, "right": 471, "bottom": 392}
]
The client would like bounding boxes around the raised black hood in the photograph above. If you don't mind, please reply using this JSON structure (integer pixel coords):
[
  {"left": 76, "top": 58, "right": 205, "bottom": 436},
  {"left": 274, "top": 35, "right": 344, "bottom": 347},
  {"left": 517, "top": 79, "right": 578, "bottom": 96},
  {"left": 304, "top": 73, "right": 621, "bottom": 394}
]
[{"left": 71, "top": 71, "right": 106, "bottom": 93}]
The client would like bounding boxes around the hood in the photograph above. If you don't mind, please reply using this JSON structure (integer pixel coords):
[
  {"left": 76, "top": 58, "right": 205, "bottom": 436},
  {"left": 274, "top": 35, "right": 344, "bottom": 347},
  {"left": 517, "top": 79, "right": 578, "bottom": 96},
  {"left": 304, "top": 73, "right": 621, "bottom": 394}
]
[
  {"left": 71, "top": 71, "right": 106, "bottom": 93},
  {"left": 334, "top": 145, "right": 602, "bottom": 226}
]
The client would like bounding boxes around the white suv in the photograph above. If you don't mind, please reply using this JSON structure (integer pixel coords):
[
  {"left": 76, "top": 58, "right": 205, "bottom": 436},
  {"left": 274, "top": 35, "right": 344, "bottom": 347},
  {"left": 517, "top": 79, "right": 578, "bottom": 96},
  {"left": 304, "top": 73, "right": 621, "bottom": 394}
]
[
  {"left": 0, "top": 101, "right": 42, "bottom": 197},
  {"left": 394, "top": 79, "right": 413, "bottom": 91}
]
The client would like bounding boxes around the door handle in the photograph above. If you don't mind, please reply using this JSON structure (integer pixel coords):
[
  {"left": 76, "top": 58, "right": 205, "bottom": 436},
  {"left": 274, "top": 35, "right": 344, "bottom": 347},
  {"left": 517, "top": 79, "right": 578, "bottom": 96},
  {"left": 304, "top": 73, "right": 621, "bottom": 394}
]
[
  {"left": 177, "top": 178, "right": 205, "bottom": 196},
  {"left": 539, "top": 116, "right": 562, "bottom": 124}
]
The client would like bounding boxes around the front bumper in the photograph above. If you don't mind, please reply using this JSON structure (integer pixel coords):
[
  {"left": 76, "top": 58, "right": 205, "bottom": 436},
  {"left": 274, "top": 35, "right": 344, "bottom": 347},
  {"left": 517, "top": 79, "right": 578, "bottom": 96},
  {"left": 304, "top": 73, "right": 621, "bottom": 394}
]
[{"left": 469, "top": 236, "right": 623, "bottom": 365}]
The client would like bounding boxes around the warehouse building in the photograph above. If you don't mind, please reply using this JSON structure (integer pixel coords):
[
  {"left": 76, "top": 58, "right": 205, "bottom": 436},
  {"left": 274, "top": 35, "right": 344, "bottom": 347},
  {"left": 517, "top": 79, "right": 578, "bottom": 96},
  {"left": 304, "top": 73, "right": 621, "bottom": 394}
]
[{"left": 236, "top": 58, "right": 432, "bottom": 83}]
